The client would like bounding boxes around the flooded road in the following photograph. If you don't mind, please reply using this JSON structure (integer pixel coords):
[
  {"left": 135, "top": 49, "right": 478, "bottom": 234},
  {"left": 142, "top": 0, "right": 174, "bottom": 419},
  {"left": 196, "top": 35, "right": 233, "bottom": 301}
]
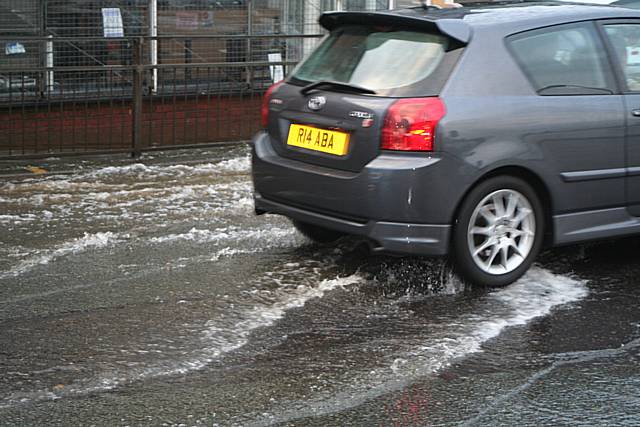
[{"left": 0, "top": 145, "right": 639, "bottom": 426}]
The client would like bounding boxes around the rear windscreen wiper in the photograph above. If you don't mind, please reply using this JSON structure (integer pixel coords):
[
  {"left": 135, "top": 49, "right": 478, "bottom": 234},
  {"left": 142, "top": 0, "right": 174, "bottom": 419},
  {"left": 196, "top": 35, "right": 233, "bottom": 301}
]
[{"left": 300, "top": 80, "right": 377, "bottom": 95}]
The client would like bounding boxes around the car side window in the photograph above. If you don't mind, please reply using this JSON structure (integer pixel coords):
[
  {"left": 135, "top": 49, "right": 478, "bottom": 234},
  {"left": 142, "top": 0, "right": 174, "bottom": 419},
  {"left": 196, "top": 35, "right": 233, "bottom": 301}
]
[
  {"left": 604, "top": 24, "right": 640, "bottom": 92},
  {"left": 507, "top": 23, "right": 615, "bottom": 96}
]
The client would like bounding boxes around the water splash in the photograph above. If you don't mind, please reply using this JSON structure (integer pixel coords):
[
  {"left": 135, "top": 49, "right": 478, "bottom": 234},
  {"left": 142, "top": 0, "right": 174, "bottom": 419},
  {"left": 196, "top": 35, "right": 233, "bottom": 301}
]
[
  {"left": 243, "top": 267, "right": 588, "bottom": 426},
  {"left": 1, "top": 232, "right": 128, "bottom": 278}
]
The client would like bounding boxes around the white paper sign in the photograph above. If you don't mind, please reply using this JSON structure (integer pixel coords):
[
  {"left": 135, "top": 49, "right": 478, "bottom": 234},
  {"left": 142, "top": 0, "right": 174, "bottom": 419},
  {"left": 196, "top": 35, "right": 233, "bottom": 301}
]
[
  {"left": 5, "top": 42, "right": 26, "bottom": 55},
  {"left": 268, "top": 53, "right": 284, "bottom": 83},
  {"left": 102, "top": 8, "right": 124, "bottom": 38}
]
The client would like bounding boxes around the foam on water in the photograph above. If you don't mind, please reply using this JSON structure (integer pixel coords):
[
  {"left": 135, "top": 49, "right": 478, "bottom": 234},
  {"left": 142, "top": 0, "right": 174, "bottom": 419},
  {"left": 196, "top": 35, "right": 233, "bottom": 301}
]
[
  {"left": 0, "top": 232, "right": 127, "bottom": 278},
  {"left": 0, "top": 224, "right": 302, "bottom": 308},
  {"left": 0, "top": 274, "right": 363, "bottom": 408},
  {"left": 1, "top": 181, "right": 251, "bottom": 206},
  {"left": 0, "top": 179, "right": 254, "bottom": 241},
  {"left": 196, "top": 274, "right": 362, "bottom": 368},
  {"left": 0, "top": 156, "right": 251, "bottom": 209},
  {"left": 0, "top": 221, "right": 302, "bottom": 304},
  {"left": 0, "top": 214, "right": 37, "bottom": 224},
  {"left": 244, "top": 267, "right": 589, "bottom": 426},
  {"left": 149, "top": 226, "right": 295, "bottom": 245},
  {"left": 210, "top": 156, "right": 251, "bottom": 173},
  {"left": 72, "top": 155, "right": 251, "bottom": 179}
]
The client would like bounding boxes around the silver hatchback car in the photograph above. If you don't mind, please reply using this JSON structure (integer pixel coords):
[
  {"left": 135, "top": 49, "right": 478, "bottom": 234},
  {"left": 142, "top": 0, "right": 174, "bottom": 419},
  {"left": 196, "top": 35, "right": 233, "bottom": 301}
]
[{"left": 252, "top": 1, "right": 640, "bottom": 286}]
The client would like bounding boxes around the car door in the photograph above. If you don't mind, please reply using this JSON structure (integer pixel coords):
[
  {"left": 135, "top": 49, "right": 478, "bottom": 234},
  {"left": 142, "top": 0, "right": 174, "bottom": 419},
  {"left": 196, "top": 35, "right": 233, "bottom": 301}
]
[
  {"left": 601, "top": 19, "right": 640, "bottom": 216},
  {"left": 505, "top": 21, "right": 626, "bottom": 218}
]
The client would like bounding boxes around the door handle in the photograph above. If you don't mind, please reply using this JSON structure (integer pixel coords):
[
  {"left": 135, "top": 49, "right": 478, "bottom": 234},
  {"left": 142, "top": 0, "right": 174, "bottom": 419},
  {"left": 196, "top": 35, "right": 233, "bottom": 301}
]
[{"left": 632, "top": 109, "right": 640, "bottom": 117}]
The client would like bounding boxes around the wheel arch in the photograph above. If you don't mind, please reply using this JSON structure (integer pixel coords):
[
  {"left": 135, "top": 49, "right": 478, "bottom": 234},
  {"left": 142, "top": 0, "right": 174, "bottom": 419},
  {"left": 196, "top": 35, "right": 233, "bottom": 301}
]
[{"left": 451, "top": 166, "right": 554, "bottom": 247}]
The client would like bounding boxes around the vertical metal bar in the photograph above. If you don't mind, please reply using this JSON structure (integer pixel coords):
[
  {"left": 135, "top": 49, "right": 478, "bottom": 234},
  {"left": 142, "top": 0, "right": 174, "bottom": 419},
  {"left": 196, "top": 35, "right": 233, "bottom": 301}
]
[
  {"left": 39, "top": 0, "right": 47, "bottom": 96},
  {"left": 205, "top": 67, "right": 212, "bottom": 143},
  {"left": 160, "top": 68, "right": 165, "bottom": 146},
  {"left": 149, "top": 0, "right": 158, "bottom": 93},
  {"left": 8, "top": 74, "right": 13, "bottom": 155},
  {"left": 85, "top": 71, "right": 90, "bottom": 151},
  {"left": 388, "top": 0, "right": 395, "bottom": 9},
  {"left": 109, "top": 69, "right": 115, "bottom": 150},
  {"left": 147, "top": 79, "right": 153, "bottom": 147},
  {"left": 96, "top": 99, "right": 101, "bottom": 152},
  {"left": 71, "top": 78, "right": 77, "bottom": 151},
  {"left": 58, "top": 79, "right": 64, "bottom": 153},
  {"left": 194, "top": 66, "right": 199, "bottom": 144},
  {"left": 215, "top": 83, "right": 221, "bottom": 141},
  {"left": 246, "top": 0, "right": 253, "bottom": 87},
  {"left": 21, "top": 74, "right": 26, "bottom": 154},
  {"left": 46, "top": 35, "right": 54, "bottom": 94},
  {"left": 183, "top": 66, "right": 188, "bottom": 145},
  {"left": 34, "top": 90, "right": 40, "bottom": 154},
  {"left": 46, "top": 81, "right": 52, "bottom": 151},
  {"left": 132, "top": 37, "right": 144, "bottom": 157},
  {"left": 96, "top": 66, "right": 103, "bottom": 150},
  {"left": 172, "top": 67, "right": 177, "bottom": 145}
]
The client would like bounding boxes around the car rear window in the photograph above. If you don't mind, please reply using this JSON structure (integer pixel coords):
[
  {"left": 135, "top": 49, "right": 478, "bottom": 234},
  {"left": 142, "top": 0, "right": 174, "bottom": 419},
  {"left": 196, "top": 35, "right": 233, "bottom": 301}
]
[{"left": 291, "top": 25, "right": 460, "bottom": 96}]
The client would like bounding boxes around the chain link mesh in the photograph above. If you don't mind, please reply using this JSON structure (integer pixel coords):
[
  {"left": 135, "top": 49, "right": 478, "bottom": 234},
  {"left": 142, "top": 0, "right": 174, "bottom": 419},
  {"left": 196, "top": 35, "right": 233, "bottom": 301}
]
[{"left": 0, "top": 0, "right": 392, "bottom": 157}]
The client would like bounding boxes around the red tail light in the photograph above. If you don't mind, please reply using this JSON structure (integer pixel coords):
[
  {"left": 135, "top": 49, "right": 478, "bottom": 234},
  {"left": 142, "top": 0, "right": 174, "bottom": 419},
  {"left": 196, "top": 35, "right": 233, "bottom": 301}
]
[
  {"left": 261, "top": 81, "right": 283, "bottom": 128},
  {"left": 381, "top": 97, "right": 446, "bottom": 151}
]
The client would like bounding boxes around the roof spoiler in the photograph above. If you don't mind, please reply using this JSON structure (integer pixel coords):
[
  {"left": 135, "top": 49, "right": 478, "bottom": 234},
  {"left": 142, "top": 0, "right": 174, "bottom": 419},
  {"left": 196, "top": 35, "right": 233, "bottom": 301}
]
[{"left": 318, "top": 12, "right": 472, "bottom": 44}]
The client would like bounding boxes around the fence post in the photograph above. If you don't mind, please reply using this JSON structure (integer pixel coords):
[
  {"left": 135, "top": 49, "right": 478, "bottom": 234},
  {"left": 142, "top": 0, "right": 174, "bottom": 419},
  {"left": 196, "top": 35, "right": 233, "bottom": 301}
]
[
  {"left": 132, "top": 37, "right": 144, "bottom": 158},
  {"left": 246, "top": 0, "right": 253, "bottom": 87},
  {"left": 149, "top": 0, "right": 158, "bottom": 94},
  {"left": 45, "top": 35, "right": 54, "bottom": 95}
]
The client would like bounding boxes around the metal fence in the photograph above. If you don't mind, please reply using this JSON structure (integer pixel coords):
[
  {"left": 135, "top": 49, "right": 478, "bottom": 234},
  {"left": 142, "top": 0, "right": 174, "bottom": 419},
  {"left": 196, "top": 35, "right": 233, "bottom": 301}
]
[{"left": 0, "top": 0, "right": 399, "bottom": 159}]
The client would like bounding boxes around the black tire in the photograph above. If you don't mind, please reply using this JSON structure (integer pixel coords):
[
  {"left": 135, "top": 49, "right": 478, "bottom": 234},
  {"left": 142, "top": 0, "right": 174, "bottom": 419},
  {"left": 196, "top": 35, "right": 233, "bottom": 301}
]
[
  {"left": 451, "top": 176, "right": 544, "bottom": 287},
  {"left": 292, "top": 219, "right": 345, "bottom": 243}
]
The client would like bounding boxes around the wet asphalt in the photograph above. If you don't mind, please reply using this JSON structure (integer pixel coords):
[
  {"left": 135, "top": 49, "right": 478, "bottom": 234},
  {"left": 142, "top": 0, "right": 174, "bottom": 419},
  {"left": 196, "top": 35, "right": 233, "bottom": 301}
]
[{"left": 0, "top": 145, "right": 639, "bottom": 426}]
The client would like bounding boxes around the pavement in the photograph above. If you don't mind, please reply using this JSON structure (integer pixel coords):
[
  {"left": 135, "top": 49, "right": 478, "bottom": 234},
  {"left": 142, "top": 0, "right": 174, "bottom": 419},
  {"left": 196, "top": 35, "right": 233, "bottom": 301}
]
[{"left": 0, "top": 145, "right": 639, "bottom": 426}]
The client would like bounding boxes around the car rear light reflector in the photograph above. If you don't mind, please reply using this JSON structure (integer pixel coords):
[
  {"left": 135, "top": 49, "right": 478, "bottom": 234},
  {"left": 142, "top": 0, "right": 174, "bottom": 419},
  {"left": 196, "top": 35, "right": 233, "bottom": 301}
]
[
  {"left": 261, "top": 81, "right": 283, "bottom": 128},
  {"left": 381, "top": 97, "right": 446, "bottom": 151}
]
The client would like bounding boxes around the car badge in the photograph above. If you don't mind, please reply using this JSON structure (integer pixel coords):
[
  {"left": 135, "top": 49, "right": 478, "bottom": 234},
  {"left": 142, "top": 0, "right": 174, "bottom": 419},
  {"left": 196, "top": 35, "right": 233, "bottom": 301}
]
[
  {"left": 308, "top": 96, "right": 326, "bottom": 111},
  {"left": 349, "top": 111, "right": 374, "bottom": 127},
  {"left": 349, "top": 111, "right": 373, "bottom": 119}
]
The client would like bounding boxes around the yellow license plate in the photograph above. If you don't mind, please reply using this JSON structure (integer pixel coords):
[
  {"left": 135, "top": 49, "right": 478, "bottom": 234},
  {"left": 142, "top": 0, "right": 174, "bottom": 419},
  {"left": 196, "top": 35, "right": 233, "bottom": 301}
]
[{"left": 286, "top": 124, "right": 350, "bottom": 156}]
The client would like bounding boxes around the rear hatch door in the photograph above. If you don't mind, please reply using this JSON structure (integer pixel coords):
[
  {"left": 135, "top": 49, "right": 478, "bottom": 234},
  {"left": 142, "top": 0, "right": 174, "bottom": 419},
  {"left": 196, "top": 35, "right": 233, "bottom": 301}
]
[{"left": 265, "top": 18, "right": 464, "bottom": 173}]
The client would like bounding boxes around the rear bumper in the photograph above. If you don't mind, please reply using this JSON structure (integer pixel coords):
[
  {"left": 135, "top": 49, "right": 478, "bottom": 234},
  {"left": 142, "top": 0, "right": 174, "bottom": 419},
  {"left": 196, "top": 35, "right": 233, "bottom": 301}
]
[
  {"left": 252, "top": 131, "right": 465, "bottom": 256},
  {"left": 254, "top": 192, "right": 450, "bottom": 256}
]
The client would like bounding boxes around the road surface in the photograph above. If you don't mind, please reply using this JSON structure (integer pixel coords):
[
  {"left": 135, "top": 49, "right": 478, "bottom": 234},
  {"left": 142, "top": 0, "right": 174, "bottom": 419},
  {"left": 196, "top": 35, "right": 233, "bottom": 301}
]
[{"left": 0, "top": 145, "right": 638, "bottom": 426}]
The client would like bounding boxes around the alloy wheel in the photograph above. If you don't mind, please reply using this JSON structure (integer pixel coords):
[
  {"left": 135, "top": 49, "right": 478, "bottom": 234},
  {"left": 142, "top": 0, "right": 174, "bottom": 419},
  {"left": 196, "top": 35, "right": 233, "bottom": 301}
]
[{"left": 466, "top": 189, "right": 536, "bottom": 275}]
